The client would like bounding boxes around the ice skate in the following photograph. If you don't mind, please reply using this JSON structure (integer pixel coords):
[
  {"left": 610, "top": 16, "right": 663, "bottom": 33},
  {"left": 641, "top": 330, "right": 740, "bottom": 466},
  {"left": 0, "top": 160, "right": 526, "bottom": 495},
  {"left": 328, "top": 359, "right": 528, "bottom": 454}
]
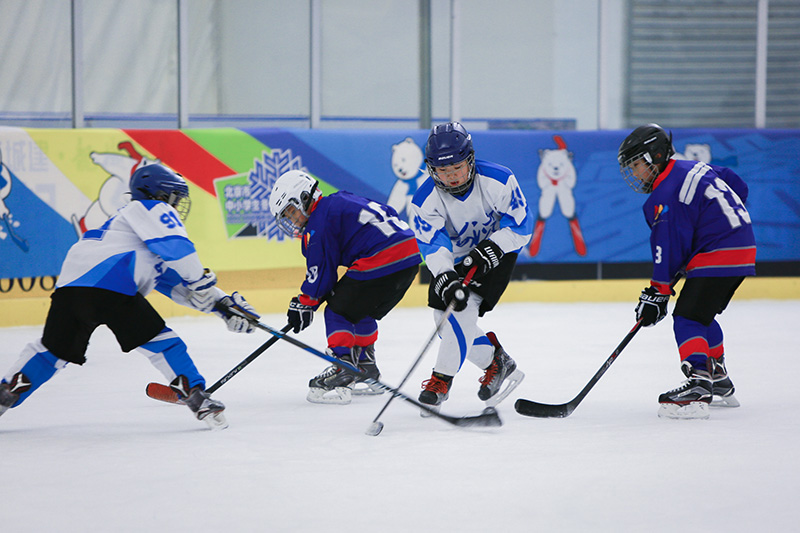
[
  {"left": 657, "top": 361, "right": 712, "bottom": 420},
  {"left": 170, "top": 375, "right": 228, "bottom": 430},
  {"left": 307, "top": 349, "right": 356, "bottom": 405},
  {"left": 709, "top": 356, "right": 740, "bottom": 408},
  {"left": 351, "top": 345, "right": 385, "bottom": 396},
  {"left": 419, "top": 372, "right": 451, "bottom": 418},
  {"left": 0, "top": 373, "right": 31, "bottom": 418},
  {"left": 478, "top": 332, "right": 525, "bottom": 407}
]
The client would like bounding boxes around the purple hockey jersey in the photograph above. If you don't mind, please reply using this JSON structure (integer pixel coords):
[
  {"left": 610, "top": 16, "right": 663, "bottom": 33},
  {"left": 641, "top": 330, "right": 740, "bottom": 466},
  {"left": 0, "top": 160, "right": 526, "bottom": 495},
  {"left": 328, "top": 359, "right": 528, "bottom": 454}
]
[
  {"left": 298, "top": 191, "right": 421, "bottom": 305},
  {"left": 643, "top": 159, "right": 756, "bottom": 294}
]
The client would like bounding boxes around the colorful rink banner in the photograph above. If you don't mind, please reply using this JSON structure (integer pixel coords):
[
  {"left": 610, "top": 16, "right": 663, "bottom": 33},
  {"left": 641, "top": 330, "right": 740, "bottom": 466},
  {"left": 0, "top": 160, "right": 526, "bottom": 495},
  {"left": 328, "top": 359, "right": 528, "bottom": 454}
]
[{"left": 1, "top": 125, "right": 798, "bottom": 280}]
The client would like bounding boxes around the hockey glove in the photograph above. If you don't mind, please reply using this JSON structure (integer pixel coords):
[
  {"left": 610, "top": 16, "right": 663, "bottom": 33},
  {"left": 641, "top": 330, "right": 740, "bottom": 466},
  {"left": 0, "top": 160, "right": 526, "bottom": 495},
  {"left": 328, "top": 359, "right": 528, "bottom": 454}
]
[
  {"left": 216, "top": 292, "right": 259, "bottom": 333},
  {"left": 433, "top": 270, "right": 470, "bottom": 312},
  {"left": 287, "top": 296, "right": 315, "bottom": 333},
  {"left": 186, "top": 268, "right": 218, "bottom": 313},
  {"left": 460, "top": 239, "right": 503, "bottom": 278},
  {"left": 636, "top": 286, "right": 670, "bottom": 327}
]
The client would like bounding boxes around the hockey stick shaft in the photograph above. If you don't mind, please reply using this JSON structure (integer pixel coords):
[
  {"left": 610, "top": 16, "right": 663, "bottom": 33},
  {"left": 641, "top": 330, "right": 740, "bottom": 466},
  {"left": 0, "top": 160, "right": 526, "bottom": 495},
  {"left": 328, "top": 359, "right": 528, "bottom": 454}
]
[
  {"left": 515, "top": 275, "right": 683, "bottom": 418},
  {"left": 207, "top": 323, "right": 293, "bottom": 394},
  {"left": 368, "top": 266, "right": 477, "bottom": 428},
  {"left": 145, "top": 323, "right": 293, "bottom": 404},
  {"left": 219, "top": 302, "right": 501, "bottom": 429},
  {"left": 514, "top": 319, "right": 643, "bottom": 418}
]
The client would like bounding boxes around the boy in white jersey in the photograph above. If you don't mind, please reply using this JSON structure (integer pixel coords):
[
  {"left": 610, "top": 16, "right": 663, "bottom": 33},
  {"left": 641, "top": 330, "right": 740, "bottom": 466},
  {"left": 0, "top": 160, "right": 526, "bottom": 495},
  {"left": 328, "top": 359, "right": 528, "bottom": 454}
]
[
  {"left": 409, "top": 122, "right": 532, "bottom": 411},
  {"left": 0, "top": 164, "right": 258, "bottom": 429}
]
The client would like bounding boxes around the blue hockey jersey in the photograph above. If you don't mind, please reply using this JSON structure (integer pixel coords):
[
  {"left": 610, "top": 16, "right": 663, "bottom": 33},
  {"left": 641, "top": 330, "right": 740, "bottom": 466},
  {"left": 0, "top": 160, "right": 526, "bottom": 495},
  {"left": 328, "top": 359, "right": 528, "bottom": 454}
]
[
  {"left": 644, "top": 159, "right": 756, "bottom": 293},
  {"left": 299, "top": 191, "right": 421, "bottom": 305}
]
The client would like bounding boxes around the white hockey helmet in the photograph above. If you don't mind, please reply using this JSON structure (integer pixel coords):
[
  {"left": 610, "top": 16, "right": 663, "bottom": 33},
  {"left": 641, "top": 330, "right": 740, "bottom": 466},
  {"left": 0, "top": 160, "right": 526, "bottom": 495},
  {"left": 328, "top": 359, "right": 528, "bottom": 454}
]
[{"left": 269, "top": 170, "right": 321, "bottom": 237}]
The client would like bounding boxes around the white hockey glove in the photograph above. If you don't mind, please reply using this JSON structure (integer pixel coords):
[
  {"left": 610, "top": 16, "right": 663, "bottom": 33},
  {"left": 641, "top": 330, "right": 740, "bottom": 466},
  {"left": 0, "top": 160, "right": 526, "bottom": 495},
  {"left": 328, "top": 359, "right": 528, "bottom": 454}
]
[
  {"left": 186, "top": 268, "right": 218, "bottom": 313},
  {"left": 216, "top": 291, "right": 259, "bottom": 333}
]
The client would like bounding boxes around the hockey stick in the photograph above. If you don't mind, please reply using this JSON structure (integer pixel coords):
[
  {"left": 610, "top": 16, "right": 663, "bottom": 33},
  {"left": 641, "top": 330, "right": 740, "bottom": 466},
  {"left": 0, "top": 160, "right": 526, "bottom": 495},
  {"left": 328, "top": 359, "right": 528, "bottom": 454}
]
[
  {"left": 515, "top": 319, "right": 643, "bottom": 418},
  {"left": 145, "top": 323, "right": 293, "bottom": 404},
  {"left": 219, "top": 302, "right": 502, "bottom": 430},
  {"left": 365, "top": 266, "right": 477, "bottom": 436},
  {"left": 515, "top": 275, "right": 683, "bottom": 419}
]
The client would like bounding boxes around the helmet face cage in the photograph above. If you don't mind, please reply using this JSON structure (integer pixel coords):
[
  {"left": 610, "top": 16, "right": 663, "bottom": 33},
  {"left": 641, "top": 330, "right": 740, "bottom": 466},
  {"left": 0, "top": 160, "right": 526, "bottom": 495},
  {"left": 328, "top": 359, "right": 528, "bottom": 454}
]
[
  {"left": 619, "top": 151, "right": 658, "bottom": 194},
  {"left": 425, "top": 122, "right": 476, "bottom": 196},
  {"left": 129, "top": 164, "right": 192, "bottom": 220},
  {"left": 269, "top": 170, "right": 319, "bottom": 237},
  {"left": 617, "top": 124, "right": 674, "bottom": 194}
]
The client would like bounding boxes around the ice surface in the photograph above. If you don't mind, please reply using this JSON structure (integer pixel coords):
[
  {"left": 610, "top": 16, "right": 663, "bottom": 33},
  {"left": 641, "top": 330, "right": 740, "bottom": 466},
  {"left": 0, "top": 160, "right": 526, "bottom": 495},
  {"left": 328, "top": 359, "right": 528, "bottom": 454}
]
[{"left": 1, "top": 300, "right": 797, "bottom": 532}]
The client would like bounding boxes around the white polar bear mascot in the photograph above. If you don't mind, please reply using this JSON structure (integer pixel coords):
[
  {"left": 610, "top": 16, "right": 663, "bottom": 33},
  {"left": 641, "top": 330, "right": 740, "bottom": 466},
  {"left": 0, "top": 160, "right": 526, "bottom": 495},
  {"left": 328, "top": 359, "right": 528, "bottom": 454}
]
[
  {"left": 674, "top": 143, "right": 712, "bottom": 164},
  {"left": 386, "top": 137, "right": 428, "bottom": 222},
  {"left": 71, "top": 141, "right": 157, "bottom": 236},
  {"left": 529, "top": 135, "right": 586, "bottom": 257}
]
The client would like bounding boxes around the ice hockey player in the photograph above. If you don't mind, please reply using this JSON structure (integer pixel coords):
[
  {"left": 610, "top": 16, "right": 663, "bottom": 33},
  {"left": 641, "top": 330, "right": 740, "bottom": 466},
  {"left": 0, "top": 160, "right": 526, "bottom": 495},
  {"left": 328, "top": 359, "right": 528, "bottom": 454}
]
[
  {"left": 0, "top": 163, "right": 259, "bottom": 430},
  {"left": 409, "top": 122, "right": 530, "bottom": 413},
  {"left": 618, "top": 124, "right": 756, "bottom": 419},
  {"left": 269, "top": 170, "right": 421, "bottom": 404}
]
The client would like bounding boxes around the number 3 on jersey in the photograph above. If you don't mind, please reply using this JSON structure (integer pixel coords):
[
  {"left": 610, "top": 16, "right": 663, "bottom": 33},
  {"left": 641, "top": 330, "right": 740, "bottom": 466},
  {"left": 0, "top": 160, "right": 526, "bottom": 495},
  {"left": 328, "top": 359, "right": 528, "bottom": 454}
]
[{"left": 358, "top": 201, "right": 409, "bottom": 236}]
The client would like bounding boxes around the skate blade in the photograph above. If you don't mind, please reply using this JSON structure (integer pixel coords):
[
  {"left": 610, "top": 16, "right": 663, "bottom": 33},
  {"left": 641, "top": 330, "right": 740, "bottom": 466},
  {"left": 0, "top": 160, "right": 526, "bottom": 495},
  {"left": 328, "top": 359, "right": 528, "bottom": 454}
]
[
  {"left": 484, "top": 369, "right": 525, "bottom": 408},
  {"left": 306, "top": 386, "right": 352, "bottom": 405},
  {"left": 658, "top": 401, "right": 710, "bottom": 420},
  {"left": 352, "top": 383, "right": 385, "bottom": 396},
  {"left": 711, "top": 394, "right": 740, "bottom": 408},
  {"left": 202, "top": 411, "right": 229, "bottom": 431}
]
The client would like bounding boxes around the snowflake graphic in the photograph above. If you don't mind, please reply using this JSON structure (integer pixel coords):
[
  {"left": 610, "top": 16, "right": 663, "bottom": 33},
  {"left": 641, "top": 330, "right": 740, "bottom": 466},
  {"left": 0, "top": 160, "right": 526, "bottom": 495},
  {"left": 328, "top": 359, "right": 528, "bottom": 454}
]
[{"left": 225, "top": 148, "right": 306, "bottom": 241}]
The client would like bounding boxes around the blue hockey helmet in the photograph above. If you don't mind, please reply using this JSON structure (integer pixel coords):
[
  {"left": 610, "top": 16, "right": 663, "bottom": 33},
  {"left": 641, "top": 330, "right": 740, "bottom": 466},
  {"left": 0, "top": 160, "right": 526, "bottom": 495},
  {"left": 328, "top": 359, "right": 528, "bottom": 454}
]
[
  {"left": 425, "top": 122, "right": 476, "bottom": 196},
  {"left": 618, "top": 123, "right": 675, "bottom": 193},
  {"left": 129, "top": 163, "right": 191, "bottom": 220}
]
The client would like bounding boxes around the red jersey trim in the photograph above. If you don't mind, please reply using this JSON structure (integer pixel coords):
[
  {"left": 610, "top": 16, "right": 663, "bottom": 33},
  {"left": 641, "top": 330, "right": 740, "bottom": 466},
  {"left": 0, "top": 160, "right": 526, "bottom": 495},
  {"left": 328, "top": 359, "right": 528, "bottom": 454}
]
[
  {"left": 685, "top": 246, "right": 757, "bottom": 273},
  {"left": 349, "top": 238, "right": 420, "bottom": 273}
]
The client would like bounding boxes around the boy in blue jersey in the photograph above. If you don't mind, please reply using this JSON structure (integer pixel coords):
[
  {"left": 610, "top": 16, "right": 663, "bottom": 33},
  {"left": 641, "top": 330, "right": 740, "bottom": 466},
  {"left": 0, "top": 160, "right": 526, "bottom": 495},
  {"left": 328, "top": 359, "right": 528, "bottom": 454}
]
[
  {"left": 408, "top": 122, "right": 530, "bottom": 412},
  {"left": 269, "top": 170, "right": 421, "bottom": 405},
  {"left": 618, "top": 124, "right": 756, "bottom": 419},
  {"left": 0, "top": 164, "right": 259, "bottom": 429}
]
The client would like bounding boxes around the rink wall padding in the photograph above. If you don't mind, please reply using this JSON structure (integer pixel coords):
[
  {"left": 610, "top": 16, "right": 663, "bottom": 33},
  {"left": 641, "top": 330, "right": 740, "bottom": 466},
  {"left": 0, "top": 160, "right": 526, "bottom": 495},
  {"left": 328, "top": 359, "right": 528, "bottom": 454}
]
[
  {"left": 1, "top": 126, "right": 799, "bottom": 326},
  {"left": 2, "top": 275, "right": 798, "bottom": 328}
]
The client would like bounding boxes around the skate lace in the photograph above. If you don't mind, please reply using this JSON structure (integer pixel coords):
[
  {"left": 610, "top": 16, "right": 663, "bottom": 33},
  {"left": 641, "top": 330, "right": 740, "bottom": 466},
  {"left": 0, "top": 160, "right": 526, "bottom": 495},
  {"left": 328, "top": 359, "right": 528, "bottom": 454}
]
[
  {"left": 422, "top": 376, "right": 449, "bottom": 393},
  {"left": 317, "top": 365, "right": 338, "bottom": 379},
  {"left": 479, "top": 360, "right": 498, "bottom": 385}
]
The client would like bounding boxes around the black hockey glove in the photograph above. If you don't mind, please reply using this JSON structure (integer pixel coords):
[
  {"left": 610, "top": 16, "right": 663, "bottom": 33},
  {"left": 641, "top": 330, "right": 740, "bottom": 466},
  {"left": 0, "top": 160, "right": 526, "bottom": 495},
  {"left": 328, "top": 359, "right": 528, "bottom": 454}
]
[
  {"left": 287, "top": 297, "right": 315, "bottom": 333},
  {"left": 635, "top": 286, "right": 670, "bottom": 327},
  {"left": 460, "top": 239, "right": 503, "bottom": 278},
  {"left": 433, "top": 271, "right": 470, "bottom": 312}
]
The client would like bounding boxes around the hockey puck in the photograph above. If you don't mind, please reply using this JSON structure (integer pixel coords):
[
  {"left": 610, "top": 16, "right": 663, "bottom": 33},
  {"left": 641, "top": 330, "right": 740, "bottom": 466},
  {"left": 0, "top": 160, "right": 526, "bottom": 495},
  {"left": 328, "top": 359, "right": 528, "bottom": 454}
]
[{"left": 365, "top": 421, "right": 384, "bottom": 436}]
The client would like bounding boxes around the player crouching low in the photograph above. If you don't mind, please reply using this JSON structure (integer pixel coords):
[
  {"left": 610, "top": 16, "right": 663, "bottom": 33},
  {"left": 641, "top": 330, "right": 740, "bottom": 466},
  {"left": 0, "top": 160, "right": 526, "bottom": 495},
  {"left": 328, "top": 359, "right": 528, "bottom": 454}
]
[
  {"left": 0, "top": 164, "right": 259, "bottom": 430},
  {"left": 269, "top": 170, "right": 421, "bottom": 405},
  {"left": 618, "top": 124, "right": 755, "bottom": 419}
]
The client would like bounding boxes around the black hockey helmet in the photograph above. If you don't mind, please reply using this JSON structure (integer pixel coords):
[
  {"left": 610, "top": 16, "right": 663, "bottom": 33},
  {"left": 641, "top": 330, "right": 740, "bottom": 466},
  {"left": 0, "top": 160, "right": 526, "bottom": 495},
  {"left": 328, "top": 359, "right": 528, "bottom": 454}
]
[{"left": 618, "top": 123, "right": 675, "bottom": 193}]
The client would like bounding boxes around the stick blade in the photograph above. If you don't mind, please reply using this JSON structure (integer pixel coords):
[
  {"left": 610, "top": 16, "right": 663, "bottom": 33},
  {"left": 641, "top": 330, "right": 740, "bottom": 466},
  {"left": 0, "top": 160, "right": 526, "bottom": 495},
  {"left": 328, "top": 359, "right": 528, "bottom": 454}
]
[
  {"left": 451, "top": 407, "right": 503, "bottom": 428},
  {"left": 145, "top": 382, "right": 183, "bottom": 405},
  {"left": 514, "top": 398, "right": 573, "bottom": 418}
]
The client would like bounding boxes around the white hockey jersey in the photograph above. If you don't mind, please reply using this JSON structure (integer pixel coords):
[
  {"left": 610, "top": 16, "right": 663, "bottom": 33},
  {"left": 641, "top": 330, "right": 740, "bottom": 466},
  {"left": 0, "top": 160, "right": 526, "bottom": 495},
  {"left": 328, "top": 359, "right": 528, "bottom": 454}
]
[
  {"left": 409, "top": 159, "right": 533, "bottom": 277},
  {"left": 56, "top": 200, "right": 209, "bottom": 303}
]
